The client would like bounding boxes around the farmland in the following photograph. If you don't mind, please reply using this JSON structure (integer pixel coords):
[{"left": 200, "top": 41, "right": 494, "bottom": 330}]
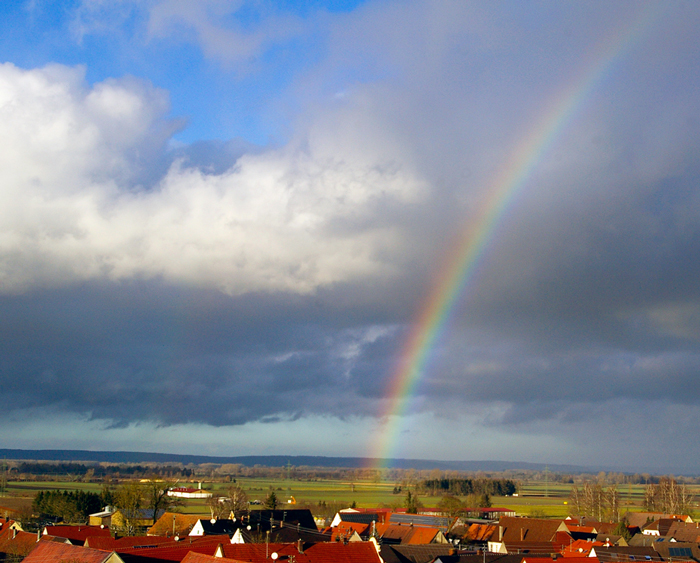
[{"left": 3, "top": 474, "right": 699, "bottom": 521}]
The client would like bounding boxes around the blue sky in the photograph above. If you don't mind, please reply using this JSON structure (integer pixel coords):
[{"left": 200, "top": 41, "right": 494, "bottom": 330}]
[{"left": 1, "top": 0, "right": 700, "bottom": 474}]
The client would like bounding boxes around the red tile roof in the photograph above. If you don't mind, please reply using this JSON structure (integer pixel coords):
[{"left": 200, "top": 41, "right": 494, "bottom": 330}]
[
  {"left": 561, "top": 539, "right": 604, "bottom": 556},
  {"left": 181, "top": 552, "right": 247, "bottom": 563},
  {"left": 113, "top": 535, "right": 224, "bottom": 561},
  {"left": 523, "top": 557, "right": 595, "bottom": 563},
  {"left": 376, "top": 523, "right": 442, "bottom": 545},
  {"left": 217, "top": 541, "right": 381, "bottom": 563},
  {"left": 330, "top": 521, "right": 370, "bottom": 541},
  {"left": 86, "top": 536, "right": 179, "bottom": 550},
  {"left": 0, "top": 526, "right": 40, "bottom": 558},
  {"left": 44, "top": 525, "right": 112, "bottom": 545},
  {"left": 21, "top": 540, "right": 115, "bottom": 563}
]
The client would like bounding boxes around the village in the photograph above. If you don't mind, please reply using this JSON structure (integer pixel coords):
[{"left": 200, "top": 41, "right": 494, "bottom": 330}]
[{"left": 0, "top": 473, "right": 698, "bottom": 563}]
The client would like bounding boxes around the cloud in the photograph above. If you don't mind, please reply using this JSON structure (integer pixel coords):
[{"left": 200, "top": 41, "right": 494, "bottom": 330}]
[{"left": 0, "top": 62, "right": 427, "bottom": 295}]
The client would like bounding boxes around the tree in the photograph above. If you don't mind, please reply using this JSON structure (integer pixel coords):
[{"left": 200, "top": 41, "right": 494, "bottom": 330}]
[
  {"left": 642, "top": 477, "right": 693, "bottom": 514},
  {"left": 569, "top": 485, "right": 582, "bottom": 520},
  {"left": 210, "top": 485, "right": 249, "bottom": 519},
  {"left": 404, "top": 490, "right": 421, "bottom": 514},
  {"left": 101, "top": 483, "right": 117, "bottom": 507},
  {"left": 437, "top": 495, "right": 465, "bottom": 518},
  {"left": 207, "top": 496, "right": 229, "bottom": 520},
  {"left": 226, "top": 484, "right": 249, "bottom": 518},
  {"left": 142, "top": 479, "right": 181, "bottom": 524},
  {"left": 607, "top": 485, "right": 620, "bottom": 523},
  {"left": 264, "top": 491, "right": 278, "bottom": 510},
  {"left": 613, "top": 518, "right": 633, "bottom": 541}
]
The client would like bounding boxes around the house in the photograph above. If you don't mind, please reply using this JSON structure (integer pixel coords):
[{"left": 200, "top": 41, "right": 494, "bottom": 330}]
[
  {"left": 488, "top": 517, "right": 571, "bottom": 554},
  {"left": 465, "top": 508, "right": 518, "bottom": 520},
  {"left": 167, "top": 487, "right": 213, "bottom": 500},
  {"left": 148, "top": 513, "right": 205, "bottom": 537},
  {"left": 641, "top": 518, "right": 684, "bottom": 537},
  {"left": 90, "top": 507, "right": 117, "bottom": 527},
  {"left": 111, "top": 508, "right": 166, "bottom": 531},
  {"left": 623, "top": 513, "right": 693, "bottom": 529}
]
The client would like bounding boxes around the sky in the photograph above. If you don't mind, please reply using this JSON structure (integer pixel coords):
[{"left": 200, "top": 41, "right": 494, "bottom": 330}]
[{"left": 1, "top": 0, "right": 700, "bottom": 475}]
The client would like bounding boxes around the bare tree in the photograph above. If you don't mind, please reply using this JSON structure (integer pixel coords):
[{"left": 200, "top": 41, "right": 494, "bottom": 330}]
[
  {"left": 643, "top": 477, "right": 693, "bottom": 514},
  {"left": 142, "top": 479, "right": 181, "bottom": 524},
  {"left": 225, "top": 484, "right": 249, "bottom": 519},
  {"left": 569, "top": 485, "right": 582, "bottom": 520},
  {"left": 607, "top": 485, "right": 620, "bottom": 523}
]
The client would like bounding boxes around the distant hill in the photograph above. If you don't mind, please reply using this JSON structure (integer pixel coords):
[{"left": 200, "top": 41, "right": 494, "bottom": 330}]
[{"left": 0, "top": 448, "right": 588, "bottom": 472}]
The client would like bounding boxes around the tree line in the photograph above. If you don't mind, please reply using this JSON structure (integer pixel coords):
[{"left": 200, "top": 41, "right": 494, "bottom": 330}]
[
  {"left": 33, "top": 490, "right": 104, "bottom": 523},
  {"left": 14, "top": 462, "right": 194, "bottom": 479},
  {"left": 417, "top": 477, "right": 517, "bottom": 497}
]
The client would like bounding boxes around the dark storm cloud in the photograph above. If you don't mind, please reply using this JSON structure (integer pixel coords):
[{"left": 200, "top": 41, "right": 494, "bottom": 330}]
[
  {"left": 0, "top": 282, "right": 402, "bottom": 426},
  {"left": 2, "top": 1, "right": 700, "bottom": 467}
]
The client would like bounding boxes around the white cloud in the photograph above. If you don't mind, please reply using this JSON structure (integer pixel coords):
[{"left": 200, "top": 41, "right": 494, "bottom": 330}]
[{"left": 0, "top": 63, "right": 426, "bottom": 295}]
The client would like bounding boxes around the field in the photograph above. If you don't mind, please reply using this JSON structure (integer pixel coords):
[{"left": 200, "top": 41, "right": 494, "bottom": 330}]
[{"left": 2, "top": 477, "right": 699, "bottom": 520}]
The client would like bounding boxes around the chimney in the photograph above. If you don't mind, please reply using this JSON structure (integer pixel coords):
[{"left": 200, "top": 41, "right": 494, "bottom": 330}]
[
  {"left": 297, "top": 539, "right": 304, "bottom": 554},
  {"left": 521, "top": 528, "right": 525, "bottom": 541}
]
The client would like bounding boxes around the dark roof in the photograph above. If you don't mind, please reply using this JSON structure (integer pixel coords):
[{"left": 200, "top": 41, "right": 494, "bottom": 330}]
[
  {"left": 390, "top": 514, "right": 455, "bottom": 532},
  {"left": 665, "top": 521, "right": 700, "bottom": 542},
  {"left": 592, "top": 546, "right": 663, "bottom": 561},
  {"left": 248, "top": 509, "right": 318, "bottom": 532},
  {"left": 653, "top": 540, "right": 700, "bottom": 561},
  {"left": 194, "top": 519, "right": 237, "bottom": 536},
  {"left": 337, "top": 513, "right": 380, "bottom": 525}
]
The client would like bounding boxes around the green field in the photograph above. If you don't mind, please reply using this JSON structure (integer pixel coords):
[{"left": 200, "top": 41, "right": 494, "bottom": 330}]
[{"left": 3, "top": 477, "right": 699, "bottom": 520}]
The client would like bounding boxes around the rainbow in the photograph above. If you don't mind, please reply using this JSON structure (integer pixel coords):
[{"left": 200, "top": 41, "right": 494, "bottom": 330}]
[{"left": 370, "top": 7, "right": 656, "bottom": 467}]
